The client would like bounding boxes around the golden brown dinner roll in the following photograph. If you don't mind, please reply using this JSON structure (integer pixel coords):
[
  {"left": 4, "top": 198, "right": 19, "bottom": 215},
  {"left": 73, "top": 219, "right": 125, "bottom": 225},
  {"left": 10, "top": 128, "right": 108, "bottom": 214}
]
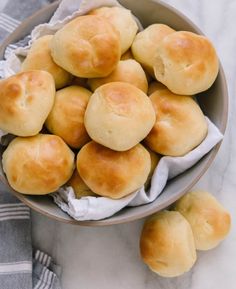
[
  {"left": 2, "top": 134, "right": 74, "bottom": 195},
  {"left": 131, "top": 24, "right": 175, "bottom": 76},
  {"left": 46, "top": 85, "right": 91, "bottom": 148},
  {"left": 174, "top": 191, "right": 231, "bottom": 250},
  {"left": 51, "top": 15, "right": 121, "bottom": 78},
  {"left": 21, "top": 35, "right": 72, "bottom": 89},
  {"left": 140, "top": 210, "right": 197, "bottom": 277},
  {"left": 77, "top": 141, "right": 151, "bottom": 199},
  {"left": 144, "top": 84, "right": 208, "bottom": 156},
  {"left": 89, "top": 6, "right": 138, "bottom": 54},
  {"left": 84, "top": 82, "right": 156, "bottom": 151},
  {"left": 154, "top": 31, "right": 219, "bottom": 95},
  {"left": 145, "top": 148, "right": 160, "bottom": 189},
  {"left": 87, "top": 59, "right": 148, "bottom": 93},
  {"left": 0, "top": 70, "right": 55, "bottom": 136},
  {"left": 67, "top": 169, "right": 97, "bottom": 198}
]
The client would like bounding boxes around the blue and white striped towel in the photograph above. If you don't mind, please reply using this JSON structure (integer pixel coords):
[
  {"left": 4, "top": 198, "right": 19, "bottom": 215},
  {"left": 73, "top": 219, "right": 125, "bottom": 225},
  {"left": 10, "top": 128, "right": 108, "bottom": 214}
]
[{"left": 0, "top": 1, "right": 61, "bottom": 289}]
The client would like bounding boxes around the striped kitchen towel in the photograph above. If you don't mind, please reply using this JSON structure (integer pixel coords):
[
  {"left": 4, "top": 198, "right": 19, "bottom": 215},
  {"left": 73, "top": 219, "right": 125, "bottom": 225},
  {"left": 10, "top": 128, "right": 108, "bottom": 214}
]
[
  {"left": 0, "top": 1, "right": 61, "bottom": 289},
  {"left": 0, "top": 189, "right": 61, "bottom": 289}
]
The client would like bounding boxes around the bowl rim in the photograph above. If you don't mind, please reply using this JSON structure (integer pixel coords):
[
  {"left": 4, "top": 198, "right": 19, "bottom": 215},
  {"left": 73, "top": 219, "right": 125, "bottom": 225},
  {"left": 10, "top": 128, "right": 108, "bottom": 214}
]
[{"left": 0, "top": 0, "right": 228, "bottom": 226}]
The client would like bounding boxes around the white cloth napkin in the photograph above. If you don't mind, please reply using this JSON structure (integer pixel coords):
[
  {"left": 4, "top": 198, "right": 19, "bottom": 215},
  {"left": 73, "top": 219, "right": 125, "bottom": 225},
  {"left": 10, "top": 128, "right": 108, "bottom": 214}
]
[{"left": 0, "top": 0, "right": 224, "bottom": 221}]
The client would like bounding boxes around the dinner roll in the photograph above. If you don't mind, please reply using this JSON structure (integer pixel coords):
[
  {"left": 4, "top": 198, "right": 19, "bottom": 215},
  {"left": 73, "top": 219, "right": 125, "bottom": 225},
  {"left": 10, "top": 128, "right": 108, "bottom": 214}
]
[
  {"left": 132, "top": 24, "right": 175, "bottom": 75},
  {"left": 154, "top": 31, "right": 219, "bottom": 95},
  {"left": 87, "top": 59, "right": 148, "bottom": 93},
  {"left": 144, "top": 83, "right": 208, "bottom": 156},
  {"left": 51, "top": 15, "right": 121, "bottom": 78},
  {"left": 77, "top": 141, "right": 151, "bottom": 199},
  {"left": 85, "top": 82, "right": 156, "bottom": 151},
  {"left": 89, "top": 6, "right": 138, "bottom": 54},
  {"left": 67, "top": 169, "right": 97, "bottom": 198},
  {"left": 2, "top": 134, "right": 74, "bottom": 195},
  {"left": 46, "top": 85, "right": 91, "bottom": 148},
  {"left": 21, "top": 35, "right": 72, "bottom": 89},
  {"left": 174, "top": 191, "right": 231, "bottom": 250},
  {"left": 140, "top": 210, "right": 197, "bottom": 277},
  {"left": 0, "top": 71, "right": 55, "bottom": 136}
]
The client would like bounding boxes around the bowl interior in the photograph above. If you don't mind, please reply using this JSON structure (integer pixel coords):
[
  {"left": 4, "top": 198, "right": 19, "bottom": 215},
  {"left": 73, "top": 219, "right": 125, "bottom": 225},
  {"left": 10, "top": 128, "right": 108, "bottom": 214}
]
[{"left": 0, "top": 0, "right": 228, "bottom": 226}]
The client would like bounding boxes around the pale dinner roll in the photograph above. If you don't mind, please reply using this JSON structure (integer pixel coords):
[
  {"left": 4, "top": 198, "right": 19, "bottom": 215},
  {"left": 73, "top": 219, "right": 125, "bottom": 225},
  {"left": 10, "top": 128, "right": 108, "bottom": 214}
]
[
  {"left": 21, "top": 35, "right": 72, "bottom": 89},
  {"left": 131, "top": 24, "right": 175, "bottom": 76},
  {"left": 87, "top": 59, "right": 148, "bottom": 93},
  {"left": 154, "top": 31, "right": 219, "bottom": 95},
  {"left": 144, "top": 83, "right": 208, "bottom": 156},
  {"left": 51, "top": 15, "right": 121, "bottom": 78},
  {"left": 174, "top": 191, "right": 231, "bottom": 250},
  {"left": 84, "top": 82, "right": 156, "bottom": 151},
  {"left": 140, "top": 210, "right": 197, "bottom": 277},
  {"left": 67, "top": 169, "right": 97, "bottom": 198},
  {"left": 77, "top": 141, "right": 151, "bottom": 199},
  {"left": 89, "top": 6, "right": 138, "bottom": 54},
  {"left": 0, "top": 71, "right": 55, "bottom": 136},
  {"left": 2, "top": 134, "right": 75, "bottom": 195},
  {"left": 46, "top": 85, "right": 91, "bottom": 148}
]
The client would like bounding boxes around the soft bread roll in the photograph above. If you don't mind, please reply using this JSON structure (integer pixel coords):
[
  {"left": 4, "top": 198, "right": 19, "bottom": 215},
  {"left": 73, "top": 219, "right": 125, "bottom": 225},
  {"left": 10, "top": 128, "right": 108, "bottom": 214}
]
[
  {"left": 84, "top": 82, "right": 156, "bottom": 151},
  {"left": 140, "top": 210, "right": 197, "bottom": 277},
  {"left": 89, "top": 6, "right": 138, "bottom": 54},
  {"left": 131, "top": 24, "right": 175, "bottom": 76},
  {"left": 144, "top": 83, "right": 208, "bottom": 156},
  {"left": 77, "top": 141, "right": 151, "bottom": 199},
  {"left": 0, "top": 71, "right": 55, "bottom": 136},
  {"left": 21, "top": 35, "right": 72, "bottom": 89},
  {"left": 45, "top": 85, "right": 91, "bottom": 148},
  {"left": 88, "top": 59, "right": 148, "bottom": 93},
  {"left": 2, "top": 134, "right": 74, "bottom": 195},
  {"left": 51, "top": 15, "right": 121, "bottom": 78},
  {"left": 67, "top": 169, "right": 97, "bottom": 198},
  {"left": 174, "top": 191, "right": 231, "bottom": 250},
  {"left": 154, "top": 31, "right": 219, "bottom": 95}
]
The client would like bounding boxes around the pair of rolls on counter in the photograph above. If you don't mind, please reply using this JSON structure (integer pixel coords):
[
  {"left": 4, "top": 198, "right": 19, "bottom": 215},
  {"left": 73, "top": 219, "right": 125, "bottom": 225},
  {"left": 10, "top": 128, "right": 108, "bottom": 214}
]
[{"left": 140, "top": 191, "right": 231, "bottom": 277}]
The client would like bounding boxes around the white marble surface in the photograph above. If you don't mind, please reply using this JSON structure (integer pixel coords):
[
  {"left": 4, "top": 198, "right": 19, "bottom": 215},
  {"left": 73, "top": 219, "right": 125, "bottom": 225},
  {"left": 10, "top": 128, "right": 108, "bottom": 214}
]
[{"left": 10, "top": 0, "right": 236, "bottom": 288}]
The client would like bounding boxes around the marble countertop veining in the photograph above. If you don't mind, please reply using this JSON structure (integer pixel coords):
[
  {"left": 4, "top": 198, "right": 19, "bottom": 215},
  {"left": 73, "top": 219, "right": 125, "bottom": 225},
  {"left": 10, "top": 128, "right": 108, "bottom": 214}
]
[{"left": 25, "top": 0, "right": 236, "bottom": 288}]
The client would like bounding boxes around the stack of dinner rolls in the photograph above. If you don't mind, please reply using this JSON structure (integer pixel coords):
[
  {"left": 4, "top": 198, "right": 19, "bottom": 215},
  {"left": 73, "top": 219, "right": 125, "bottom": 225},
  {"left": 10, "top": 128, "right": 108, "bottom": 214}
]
[
  {"left": 0, "top": 6, "right": 219, "bottom": 198},
  {"left": 140, "top": 191, "right": 231, "bottom": 277}
]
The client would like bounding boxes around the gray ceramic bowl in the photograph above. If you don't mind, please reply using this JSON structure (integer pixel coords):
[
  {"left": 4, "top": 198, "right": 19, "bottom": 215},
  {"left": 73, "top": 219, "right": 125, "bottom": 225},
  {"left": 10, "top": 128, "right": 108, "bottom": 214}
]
[{"left": 0, "top": 0, "right": 228, "bottom": 226}]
